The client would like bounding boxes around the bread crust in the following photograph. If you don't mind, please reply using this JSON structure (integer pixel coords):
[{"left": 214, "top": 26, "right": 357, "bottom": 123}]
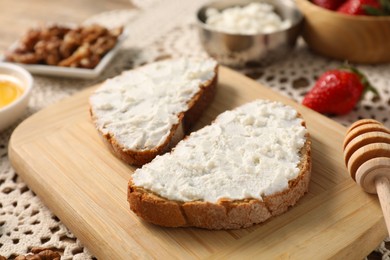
[
  {"left": 127, "top": 126, "right": 311, "bottom": 230},
  {"left": 90, "top": 65, "right": 218, "bottom": 167}
]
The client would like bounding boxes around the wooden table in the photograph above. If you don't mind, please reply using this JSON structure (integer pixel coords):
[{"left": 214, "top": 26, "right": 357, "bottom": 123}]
[{"left": 0, "top": 0, "right": 389, "bottom": 258}]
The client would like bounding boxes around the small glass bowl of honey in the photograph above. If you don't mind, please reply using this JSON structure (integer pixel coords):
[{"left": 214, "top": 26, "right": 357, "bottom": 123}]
[{"left": 0, "top": 63, "right": 33, "bottom": 131}]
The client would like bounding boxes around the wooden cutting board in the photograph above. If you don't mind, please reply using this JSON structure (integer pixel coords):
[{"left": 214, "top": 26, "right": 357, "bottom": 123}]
[{"left": 9, "top": 66, "right": 386, "bottom": 259}]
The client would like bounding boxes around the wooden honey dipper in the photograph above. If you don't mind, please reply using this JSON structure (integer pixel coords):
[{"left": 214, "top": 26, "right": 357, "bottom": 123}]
[{"left": 343, "top": 119, "right": 390, "bottom": 236}]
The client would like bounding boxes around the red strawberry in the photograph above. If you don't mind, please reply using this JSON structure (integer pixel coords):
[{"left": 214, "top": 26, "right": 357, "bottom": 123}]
[
  {"left": 312, "top": 0, "right": 346, "bottom": 10},
  {"left": 337, "top": 0, "right": 380, "bottom": 15},
  {"left": 302, "top": 66, "right": 378, "bottom": 115}
]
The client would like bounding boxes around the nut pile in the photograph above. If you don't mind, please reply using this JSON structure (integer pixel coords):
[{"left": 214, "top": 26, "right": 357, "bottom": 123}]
[
  {"left": 5, "top": 24, "right": 123, "bottom": 69},
  {"left": 0, "top": 247, "right": 61, "bottom": 260}
]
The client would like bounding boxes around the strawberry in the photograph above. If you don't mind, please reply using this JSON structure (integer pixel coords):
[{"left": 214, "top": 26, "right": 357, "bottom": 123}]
[
  {"left": 312, "top": 0, "right": 346, "bottom": 10},
  {"left": 302, "top": 66, "right": 379, "bottom": 115},
  {"left": 337, "top": 0, "right": 380, "bottom": 15}
]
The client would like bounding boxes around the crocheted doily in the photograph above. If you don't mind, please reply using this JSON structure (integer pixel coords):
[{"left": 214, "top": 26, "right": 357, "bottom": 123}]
[{"left": 1, "top": 0, "right": 389, "bottom": 259}]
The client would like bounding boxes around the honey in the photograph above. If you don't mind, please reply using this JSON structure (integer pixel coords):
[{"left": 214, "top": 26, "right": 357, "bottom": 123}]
[{"left": 0, "top": 76, "right": 24, "bottom": 109}]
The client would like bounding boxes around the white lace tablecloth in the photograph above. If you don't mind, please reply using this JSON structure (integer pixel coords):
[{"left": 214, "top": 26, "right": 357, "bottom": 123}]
[{"left": 1, "top": 0, "right": 390, "bottom": 259}]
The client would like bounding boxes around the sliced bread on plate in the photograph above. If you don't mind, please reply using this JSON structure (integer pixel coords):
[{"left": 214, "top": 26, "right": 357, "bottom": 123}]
[
  {"left": 89, "top": 58, "right": 218, "bottom": 166},
  {"left": 128, "top": 99, "right": 311, "bottom": 229}
]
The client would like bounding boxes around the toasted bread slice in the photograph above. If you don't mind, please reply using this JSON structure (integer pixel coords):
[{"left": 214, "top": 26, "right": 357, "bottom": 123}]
[
  {"left": 128, "top": 100, "right": 311, "bottom": 229},
  {"left": 89, "top": 58, "right": 218, "bottom": 166}
]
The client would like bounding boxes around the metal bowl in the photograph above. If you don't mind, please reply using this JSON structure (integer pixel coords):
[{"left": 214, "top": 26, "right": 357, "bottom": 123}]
[{"left": 196, "top": 0, "right": 304, "bottom": 67}]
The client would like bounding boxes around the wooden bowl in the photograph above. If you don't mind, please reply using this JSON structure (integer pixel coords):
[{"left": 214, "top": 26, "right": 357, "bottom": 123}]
[{"left": 296, "top": 0, "right": 390, "bottom": 64}]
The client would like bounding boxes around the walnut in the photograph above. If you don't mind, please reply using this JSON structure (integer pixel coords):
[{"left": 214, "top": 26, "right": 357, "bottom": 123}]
[
  {"left": 91, "top": 36, "right": 116, "bottom": 56},
  {"left": 81, "top": 24, "right": 108, "bottom": 44},
  {"left": 34, "top": 38, "right": 62, "bottom": 65},
  {"left": 31, "top": 247, "right": 61, "bottom": 260},
  {"left": 79, "top": 54, "right": 100, "bottom": 69},
  {"left": 39, "top": 25, "right": 70, "bottom": 41},
  {"left": 13, "top": 247, "right": 61, "bottom": 260},
  {"left": 5, "top": 23, "right": 123, "bottom": 69},
  {"left": 5, "top": 48, "right": 42, "bottom": 64},
  {"left": 58, "top": 43, "right": 91, "bottom": 67},
  {"left": 19, "top": 29, "right": 41, "bottom": 52},
  {"left": 60, "top": 30, "right": 83, "bottom": 58}
]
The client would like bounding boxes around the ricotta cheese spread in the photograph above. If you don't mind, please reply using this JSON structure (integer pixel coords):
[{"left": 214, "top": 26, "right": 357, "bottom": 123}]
[
  {"left": 205, "top": 2, "right": 291, "bottom": 34},
  {"left": 133, "top": 100, "right": 307, "bottom": 203},
  {"left": 89, "top": 58, "right": 217, "bottom": 151}
]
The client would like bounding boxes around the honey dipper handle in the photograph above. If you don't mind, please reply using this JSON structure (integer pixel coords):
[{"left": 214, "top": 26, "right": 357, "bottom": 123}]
[{"left": 376, "top": 176, "right": 390, "bottom": 236}]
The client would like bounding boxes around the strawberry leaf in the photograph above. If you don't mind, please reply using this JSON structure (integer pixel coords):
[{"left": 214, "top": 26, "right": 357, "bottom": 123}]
[
  {"left": 363, "top": 0, "right": 390, "bottom": 15},
  {"left": 340, "top": 64, "right": 380, "bottom": 98},
  {"left": 364, "top": 5, "right": 385, "bottom": 15},
  {"left": 373, "top": 0, "right": 390, "bottom": 15}
]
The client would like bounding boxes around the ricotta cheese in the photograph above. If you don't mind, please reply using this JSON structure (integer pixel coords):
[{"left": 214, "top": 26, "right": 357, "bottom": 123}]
[
  {"left": 133, "top": 100, "right": 307, "bottom": 203},
  {"left": 205, "top": 2, "right": 291, "bottom": 35},
  {"left": 90, "top": 58, "right": 217, "bottom": 151}
]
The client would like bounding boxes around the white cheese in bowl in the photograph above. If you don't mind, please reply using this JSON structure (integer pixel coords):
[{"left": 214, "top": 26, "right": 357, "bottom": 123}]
[{"left": 205, "top": 2, "right": 291, "bottom": 34}]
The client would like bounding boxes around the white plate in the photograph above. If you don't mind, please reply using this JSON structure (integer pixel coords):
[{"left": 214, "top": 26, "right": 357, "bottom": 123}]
[{"left": 2, "top": 31, "right": 127, "bottom": 79}]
